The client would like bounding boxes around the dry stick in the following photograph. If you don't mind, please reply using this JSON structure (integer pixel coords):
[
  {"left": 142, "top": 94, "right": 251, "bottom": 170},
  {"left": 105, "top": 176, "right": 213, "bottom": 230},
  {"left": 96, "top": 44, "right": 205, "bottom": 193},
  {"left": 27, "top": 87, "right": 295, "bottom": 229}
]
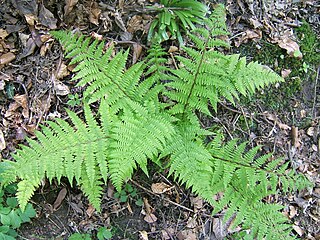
[
  {"left": 129, "top": 179, "right": 195, "bottom": 213},
  {"left": 311, "top": 66, "right": 319, "bottom": 118}
]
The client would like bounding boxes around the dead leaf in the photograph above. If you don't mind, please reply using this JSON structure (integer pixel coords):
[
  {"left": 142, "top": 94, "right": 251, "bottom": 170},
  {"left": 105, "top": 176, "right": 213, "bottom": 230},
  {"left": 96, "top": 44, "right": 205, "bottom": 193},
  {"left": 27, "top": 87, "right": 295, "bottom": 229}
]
[
  {"left": 307, "top": 127, "right": 314, "bottom": 137},
  {"left": 249, "top": 18, "right": 263, "bottom": 28},
  {"left": 0, "top": 52, "right": 15, "bottom": 65},
  {"left": 190, "top": 196, "right": 203, "bottom": 211},
  {"left": 64, "top": 0, "right": 79, "bottom": 16},
  {"left": 86, "top": 204, "right": 95, "bottom": 218},
  {"left": 168, "top": 46, "right": 178, "bottom": 53},
  {"left": 277, "top": 36, "right": 302, "bottom": 59},
  {"left": 127, "top": 202, "right": 133, "bottom": 214},
  {"left": 56, "top": 62, "right": 69, "bottom": 80},
  {"left": 132, "top": 43, "right": 142, "bottom": 65},
  {"left": 235, "top": 29, "right": 262, "bottom": 47},
  {"left": 139, "top": 231, "right": 148, "bottom": 240},
  {"left": 288, "top": 206, "right": 297, "bottom": 219},
  {"left": 54, "top": 81, "right": 70, "bottom": 96},
  {"left": 127, "top": 15, "right": 144, "bottom": 33},
  {"left": 0, "top": 29, "right": 9, "bottom": 39},
  {"left": 161, "top": 228, "right": 175, "bottom": 239},
  {"left": 151, "top": 182, "right": 173, "bottom": 194},
  {"left": 177, "top": 229, "right": 197, "bottom": 240},
  {"left": 24, "top": 14, "right": 37, "bottom": 26},
  {"left": 292, "top": 225, "right": 304, "bottom": 236},
  {"left": 281, "top": 69, "right": 291, "bottom": 78},
  {"left": 89, "top": 2, "right": 101, "bottom": 26},
  {"left": 15, "top": 127, "right": 27, "bottom": 141},
  {"left": 277, "top": 122, "right": 291, "bottom": 130},
  {"left": 39, "top": 4, "right": 57, "bottom": 29},
  {"left": 0, "top": 129, "right": 6, "bottom": 151},
  {"left": 113, "top": 11, "right": 126, "bottom": 32},
  {"left": 53, "top": 188, "right": 67, "bottom": 211},
  {"left": 144, "top": 213, "right": 157, "bottom": 223},
  {"left": 20, "top": 38, "right": 37, "bottom": 59},
  {"left": 107, "top": 182, "right": 115, "bottom": 198}
]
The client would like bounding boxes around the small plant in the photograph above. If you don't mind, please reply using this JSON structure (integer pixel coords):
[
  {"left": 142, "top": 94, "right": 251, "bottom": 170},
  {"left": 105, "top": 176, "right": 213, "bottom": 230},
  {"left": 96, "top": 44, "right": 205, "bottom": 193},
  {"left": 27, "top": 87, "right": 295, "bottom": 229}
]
[
  {"left": 68, "top": 227, "right": 112, "bottom": 240},
  {"left": 67, "top": 93, "right": 82, "bottom": 107},
  {"left": 147, "top": 0, "right": 209, "bottom": 43},
  {"left": 68, "top": 233, "right": 91, "bottom": 240},
  {"left": 97, "top": 227, "right": 112, "bottom": 240},
  {"left": 114, "top": 184, "right": 143, "bottom": 207},
  {"left": 0, "top": 184, "right": 36, "bottom": 239}
]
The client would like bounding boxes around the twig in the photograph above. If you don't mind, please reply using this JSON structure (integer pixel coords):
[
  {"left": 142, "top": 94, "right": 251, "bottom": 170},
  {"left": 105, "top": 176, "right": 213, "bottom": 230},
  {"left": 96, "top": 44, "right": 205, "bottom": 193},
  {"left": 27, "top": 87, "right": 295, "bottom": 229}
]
[{"left": 311, "top": 67, "right": 319, "bottom": 118}]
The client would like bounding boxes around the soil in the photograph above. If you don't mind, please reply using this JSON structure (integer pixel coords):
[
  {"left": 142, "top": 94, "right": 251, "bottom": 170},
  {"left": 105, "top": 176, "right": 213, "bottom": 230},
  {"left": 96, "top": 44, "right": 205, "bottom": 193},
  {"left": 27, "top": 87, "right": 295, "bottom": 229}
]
[{"left": 0, "top": 0, "right": 319, "bottom": 239}]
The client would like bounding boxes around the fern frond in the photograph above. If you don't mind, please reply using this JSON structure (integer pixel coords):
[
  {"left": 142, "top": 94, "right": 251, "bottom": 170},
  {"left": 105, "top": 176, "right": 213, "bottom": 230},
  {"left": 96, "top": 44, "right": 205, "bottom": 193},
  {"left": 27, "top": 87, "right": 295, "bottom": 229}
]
[
  {"left": 109, "top": 100, "right": 175, "bottom": 190},
  {"left": 51, "top": 31, "right": 161, "bottom": 107},
  {"left": 3, "top": 105, "right": 109, "bottom": 210},
  {"left": 166, "top": 130, "right": 310, "bottom": 239},
  {"left": 165, "top": 5, "right": 284, "bottom": 115}
]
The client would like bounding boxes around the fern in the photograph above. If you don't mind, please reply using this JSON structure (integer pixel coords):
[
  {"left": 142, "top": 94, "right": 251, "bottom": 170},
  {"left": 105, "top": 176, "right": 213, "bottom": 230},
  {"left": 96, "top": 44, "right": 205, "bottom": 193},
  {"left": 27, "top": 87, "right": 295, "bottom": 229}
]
[
  {"left": 165, "top": 5, "right": 283, "bottom": 114},
  {"left": 0, "top": 4, "right": 312, "bottom": 239}
]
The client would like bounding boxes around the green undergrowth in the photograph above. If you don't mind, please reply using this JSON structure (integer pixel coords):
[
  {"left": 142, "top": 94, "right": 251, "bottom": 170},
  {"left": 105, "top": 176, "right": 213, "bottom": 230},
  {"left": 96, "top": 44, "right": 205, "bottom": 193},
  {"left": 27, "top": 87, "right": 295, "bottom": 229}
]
[{"left": 238, "top": 21, "right": 320, "bottom": 111}]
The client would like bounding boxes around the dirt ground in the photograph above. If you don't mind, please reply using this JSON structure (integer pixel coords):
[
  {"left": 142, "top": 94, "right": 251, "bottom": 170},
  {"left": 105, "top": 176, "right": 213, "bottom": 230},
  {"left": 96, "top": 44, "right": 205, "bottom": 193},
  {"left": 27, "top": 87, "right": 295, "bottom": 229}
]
[{"left": 0, "top": 0, "right": 319, "bottom": 239}]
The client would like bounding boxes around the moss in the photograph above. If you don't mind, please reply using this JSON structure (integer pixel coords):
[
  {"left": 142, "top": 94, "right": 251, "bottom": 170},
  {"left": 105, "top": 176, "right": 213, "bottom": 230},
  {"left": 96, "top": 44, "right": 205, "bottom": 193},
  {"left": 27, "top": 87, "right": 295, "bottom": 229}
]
[
  {"left": 296, "top": 21, "right": 320, "bottom": 66},
  {"left": 237, "top": 21, "right": 319, "bottom": 111}
]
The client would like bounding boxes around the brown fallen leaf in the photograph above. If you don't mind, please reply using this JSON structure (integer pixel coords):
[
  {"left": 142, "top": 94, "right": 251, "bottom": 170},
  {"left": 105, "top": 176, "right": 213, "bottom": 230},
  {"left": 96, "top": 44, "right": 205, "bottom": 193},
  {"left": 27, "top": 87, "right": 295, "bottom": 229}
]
[
  {"left": 38, "top": 4, "right": 57, "bottom": 29},
  {"left": 281, "top": 69, "right": 291, "bottom": 78},
  {"left": 0, "top": 52, "right": 15, "bottom": 65},
  {"left": 132, "top": 43, "right": 142, "bottom": 65},
  {"left": 142, "top": 197, "right": 157, "bottom": 223},
  {"left": 151, "top": 182, "right": 173, "bottom": 194},
  {"left": 177, "top": 229, "right": 197, "bottom": 240},
  {"left": 53, "top": 188, "right": 67, "bottom": 211},
  {"left": 277, "top": 36, "right": 302, "bottom": 59},
  {"left": 56, "top": 62, "right": 69, "bottom": 80},
  {"left": 190, "top": 196, "right": 203, "bottom": 211},
  {"left": 64, "top": 0, "right": 79, "bottom": 16},
  {"left": 144, "top": 213, "right": 157, "bottom": 223},
  {"left": 127, "top": 15, "right": 145, "bottom": 33},
  {"left": 86, "top": 204, "right": 95, "bottom": 218},
  {"left": 0, "top": 29, "right": 9, "bottom": 39},
  {"left": 54, "top": 81, "right": 70, "bottom": 96},
  {"left": 306, "top": 127, "right": 315, "bottom": 137},
  {"left": 168, "top": 46, "right": 178, "bottom": 53},
  {"left": 89, "top": 2, "right": 101, "bottom": 26},
  {"left": 0, "top": 129, "right": 6, "bottom": 151}
]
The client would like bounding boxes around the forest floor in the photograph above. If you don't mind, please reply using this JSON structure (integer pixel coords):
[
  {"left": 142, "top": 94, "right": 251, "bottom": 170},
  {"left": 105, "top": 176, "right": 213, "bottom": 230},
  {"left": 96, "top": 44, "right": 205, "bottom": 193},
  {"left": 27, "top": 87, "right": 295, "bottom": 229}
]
[{"left": 0, "top": 0, "right": 319, "bottom": 239}]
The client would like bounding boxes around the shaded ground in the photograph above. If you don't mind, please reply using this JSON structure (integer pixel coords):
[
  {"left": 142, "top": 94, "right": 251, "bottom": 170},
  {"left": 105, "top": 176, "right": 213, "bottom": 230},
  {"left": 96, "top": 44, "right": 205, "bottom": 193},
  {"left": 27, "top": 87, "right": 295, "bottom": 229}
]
[{"left": 0, "top": 0, "right": 319, "bottom": 239}]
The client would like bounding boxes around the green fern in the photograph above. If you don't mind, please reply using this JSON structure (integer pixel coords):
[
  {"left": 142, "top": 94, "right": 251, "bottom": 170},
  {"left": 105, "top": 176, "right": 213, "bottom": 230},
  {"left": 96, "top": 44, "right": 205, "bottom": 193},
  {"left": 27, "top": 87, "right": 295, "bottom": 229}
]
[
  {"left": 165, "top": 5, "right": 283, "bottom": 115},
  {"left": 0, "top": 4, "right": 313, "bottom": 240}
]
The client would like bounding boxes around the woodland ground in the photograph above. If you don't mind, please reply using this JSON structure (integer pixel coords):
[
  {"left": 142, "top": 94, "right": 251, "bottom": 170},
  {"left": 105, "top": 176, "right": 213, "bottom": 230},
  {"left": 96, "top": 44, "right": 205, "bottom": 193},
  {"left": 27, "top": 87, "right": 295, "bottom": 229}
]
[{"left": 0, "top": 0, "right": 319, "bottom": 239}]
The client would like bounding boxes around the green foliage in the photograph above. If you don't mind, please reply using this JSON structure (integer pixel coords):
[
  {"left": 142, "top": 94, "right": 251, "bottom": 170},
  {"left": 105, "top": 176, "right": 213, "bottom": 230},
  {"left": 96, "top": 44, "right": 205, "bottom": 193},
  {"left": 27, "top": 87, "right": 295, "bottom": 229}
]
[
  {"left": 147, "top": 0, "right": 209, "bottom": 43},
  {"left": 0, "top": 4, "right": 312, "bottom": 239},
  {"left": 97, "top": 227, "right": 113, "bottom": 240},
  {"left": 67, "top": 93, "right": 82, "bottom": 107},
  {"left": 114, "top": 183, "right": 143, "bottom": 206},
  {"left": 296, "top": 21, "right": 320, "bottom": 66},
  {"left": 0, "top": 182, "right": 36, "bottom": 239},
  {"left": 68, "top": 227, "right": 112, "bottom": 240},
  {"left": 68, "top": 233, "right": 91, "bottom": 240}
]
